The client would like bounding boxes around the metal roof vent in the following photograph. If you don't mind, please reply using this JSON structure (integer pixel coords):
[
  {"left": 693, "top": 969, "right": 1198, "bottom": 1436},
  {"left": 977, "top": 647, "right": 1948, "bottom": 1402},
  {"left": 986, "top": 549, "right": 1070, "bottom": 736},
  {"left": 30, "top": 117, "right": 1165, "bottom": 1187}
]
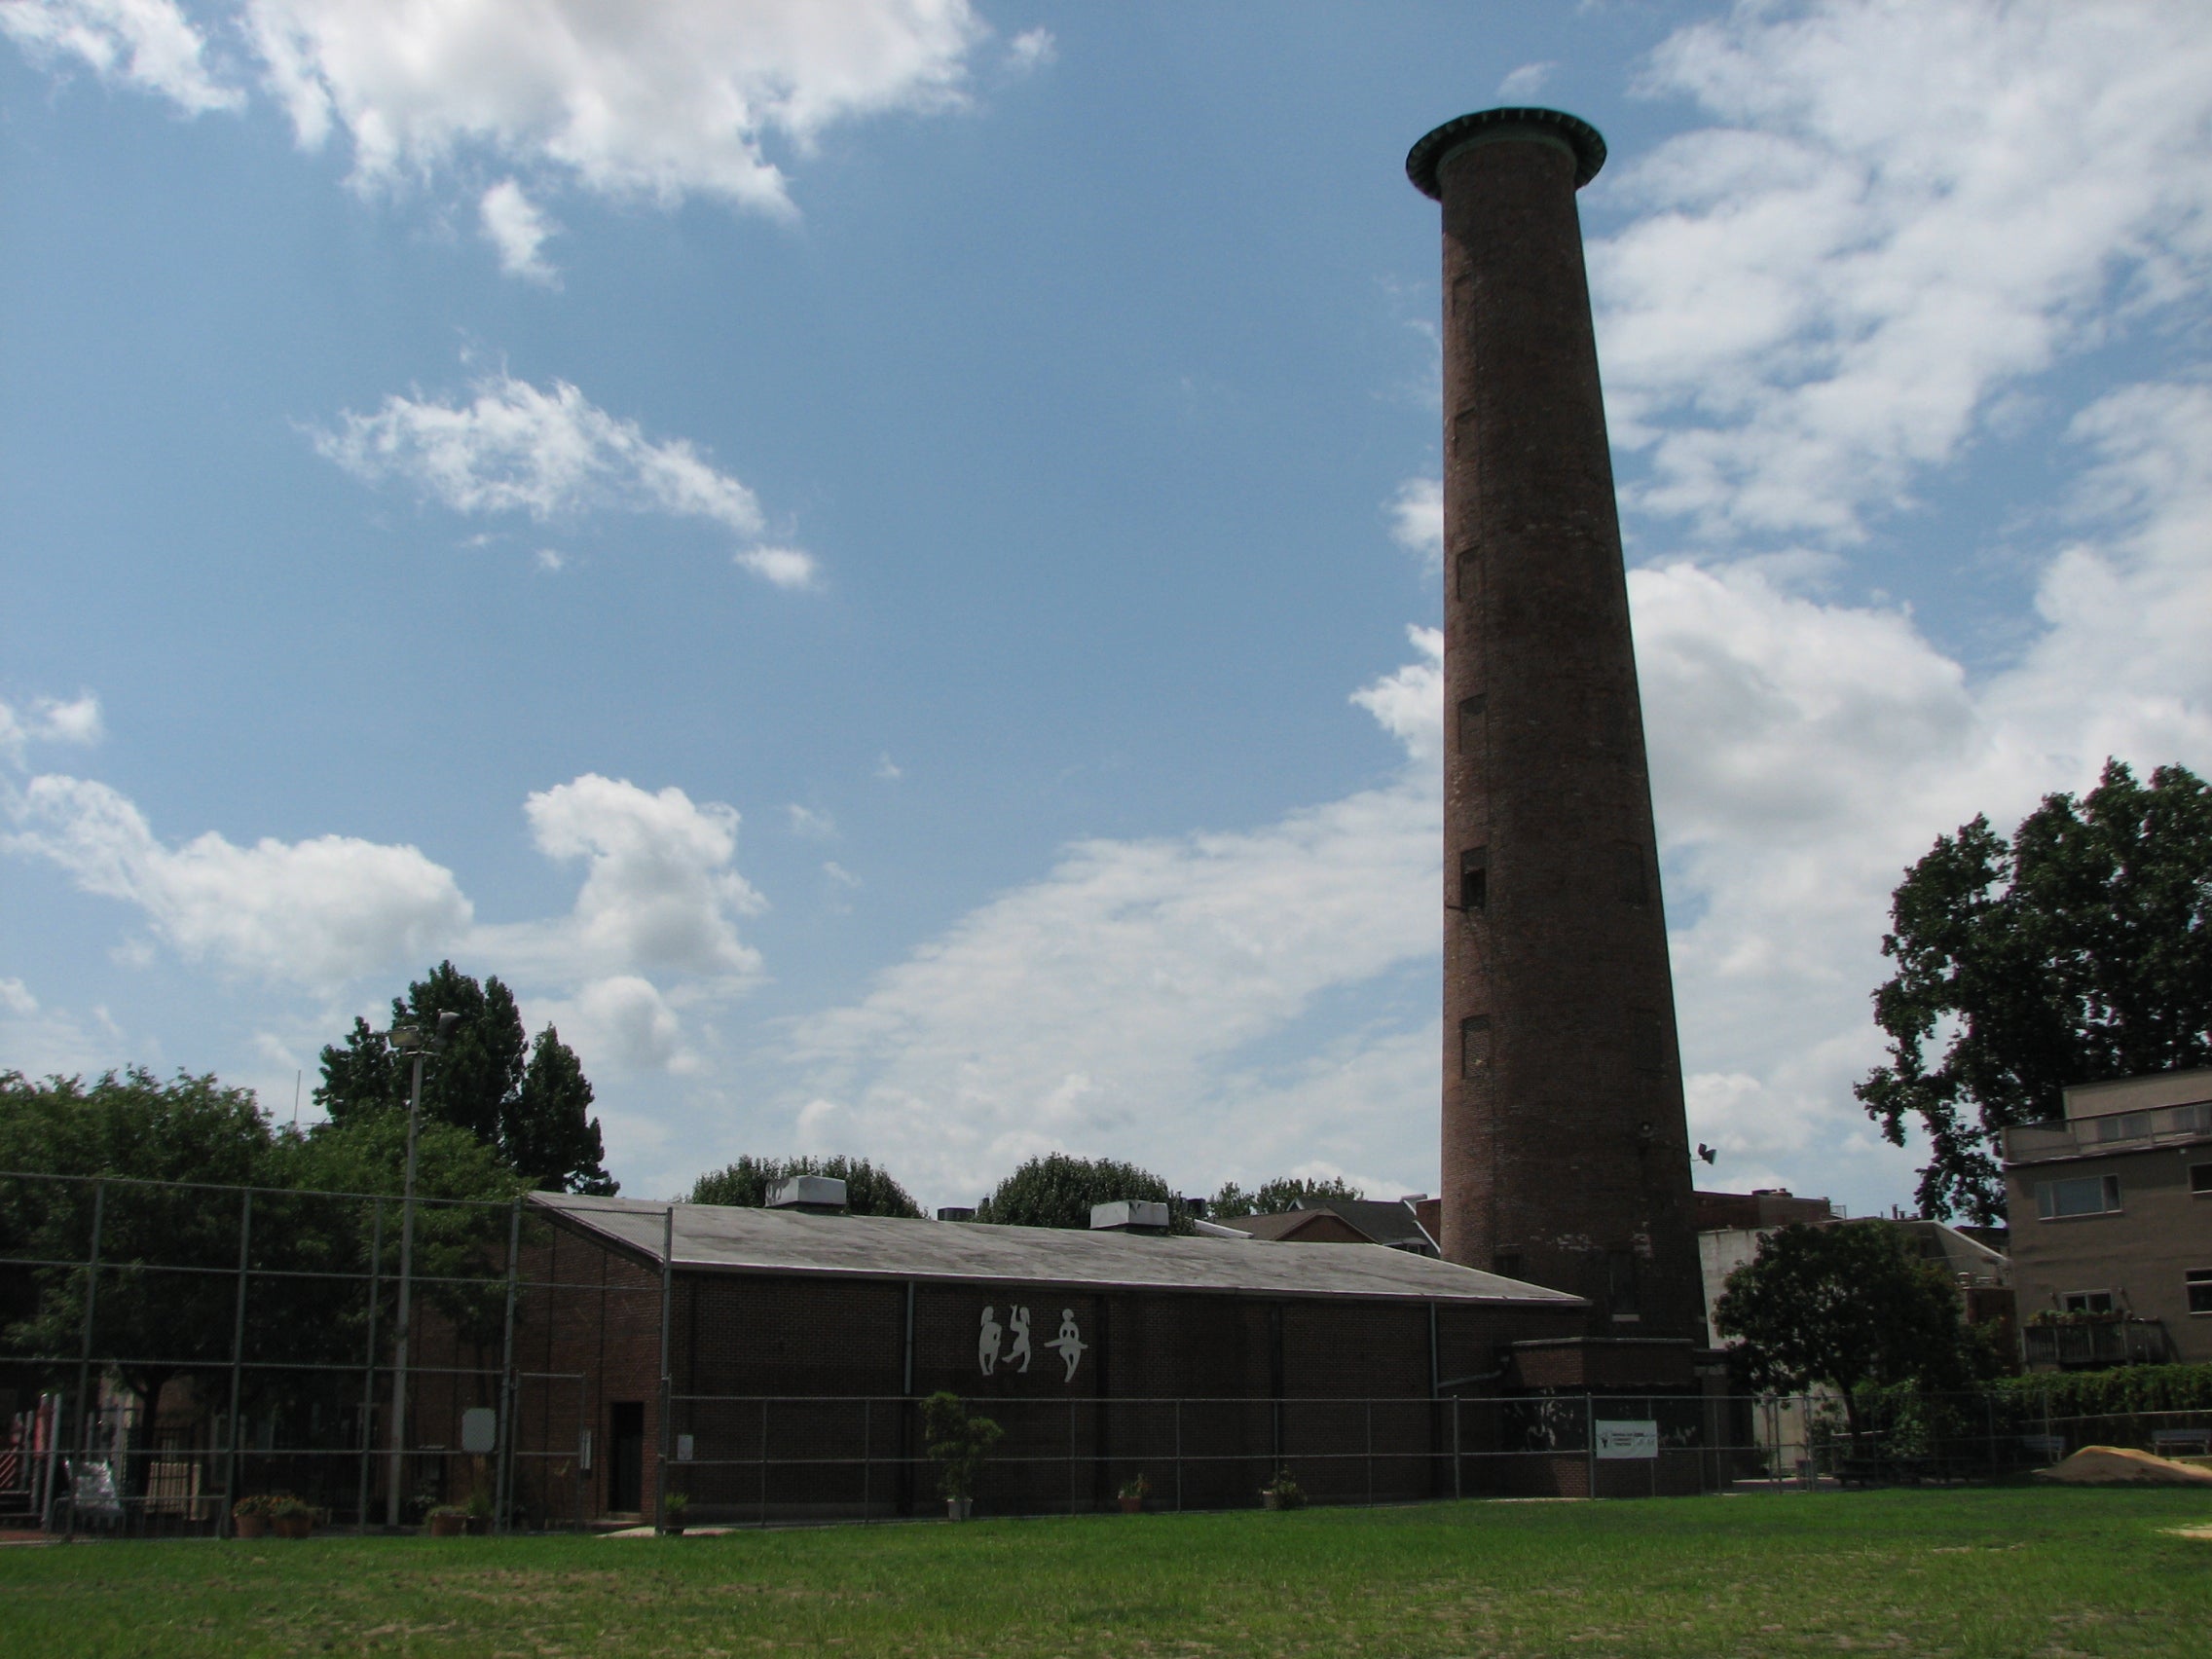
[
  {"left": 1090, "top": 1199, "right": 1170, "bottom": 1235},
  {"left": 768, "top": 1175, "right": 848, "bottom": 1215}
]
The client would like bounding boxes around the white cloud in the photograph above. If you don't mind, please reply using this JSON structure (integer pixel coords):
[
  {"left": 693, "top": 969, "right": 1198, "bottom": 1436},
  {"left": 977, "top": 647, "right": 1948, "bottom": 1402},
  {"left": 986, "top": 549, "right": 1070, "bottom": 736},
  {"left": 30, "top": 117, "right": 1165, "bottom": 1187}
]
[
  {"left": 783, "top": 635, "right": 1444, "bottom": 1200},
  {"left": 0, "top": 977, "right": 37, "bottom": 1016},
  {"left": 314, "top": 371, "right": 815, "bottom": 586},
  {"left": 874, "top": 753, "right": 903, "bottom": 781},
  {"left": 786, "top": 803, "right": 836, "bottom": 840},
  {"left": 0, "top": 693, "right": 103, "bottom": 765},
  {"left": 1496, "top": 60, "right": 1554, "bottom": 99},
  {"left": 4, "top": 774, "right": 472, "bottom": 985},
  {"left": 1385, "top": 476, "right": 1442, "bottom": 572},
  {"left": 534, "top": 547, "right": 565, "bottom": 572},
  {"left": 476, "top": 773, "right": 765, "bottom": 989},
  {"left": 530, "top": 974, "right": 699, "bottom": 1077},
  {"left": 736, "top": 545, "right": 818, "bottom": 590},
  {"left": 1005, "top": 26, "right": 1054, "bottom": 74},
  {"left": 478, "top": 177, "right": 559, "bottom": 285},
  {"left": 243, "top": 0, "right": 984, "bottom": 212},
  {"left": 1593, "top": 0, "right": 2212, "bottom": 542},
  {"left": 0, "top": 0, "right": 240, "bottom": 112},
  {"left": 315, "top": 372, "right": 761, "bottom": 529}
]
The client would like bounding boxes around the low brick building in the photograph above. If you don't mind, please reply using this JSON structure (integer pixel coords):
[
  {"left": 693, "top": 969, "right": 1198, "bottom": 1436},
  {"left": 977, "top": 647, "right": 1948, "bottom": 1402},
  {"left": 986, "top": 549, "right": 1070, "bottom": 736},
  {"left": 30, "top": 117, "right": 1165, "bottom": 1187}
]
[{"left": 489, "top": 1193, "right": 1717, "bottom": 1522}]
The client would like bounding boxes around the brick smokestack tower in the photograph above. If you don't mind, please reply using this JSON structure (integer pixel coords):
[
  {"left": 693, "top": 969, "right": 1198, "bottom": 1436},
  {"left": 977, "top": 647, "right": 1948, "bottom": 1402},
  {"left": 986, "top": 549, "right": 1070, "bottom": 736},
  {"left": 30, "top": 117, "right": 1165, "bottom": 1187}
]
[{"left": 1407, "top": 108, "right": 1702, "bottom": 1343}]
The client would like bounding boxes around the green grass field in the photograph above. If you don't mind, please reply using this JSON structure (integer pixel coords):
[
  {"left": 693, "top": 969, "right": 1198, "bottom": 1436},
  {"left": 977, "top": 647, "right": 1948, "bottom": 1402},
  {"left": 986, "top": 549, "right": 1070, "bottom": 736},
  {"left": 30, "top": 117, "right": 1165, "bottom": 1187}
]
[{"left": 3, "top": 1489, "right": 2208, "bottom": 1658}]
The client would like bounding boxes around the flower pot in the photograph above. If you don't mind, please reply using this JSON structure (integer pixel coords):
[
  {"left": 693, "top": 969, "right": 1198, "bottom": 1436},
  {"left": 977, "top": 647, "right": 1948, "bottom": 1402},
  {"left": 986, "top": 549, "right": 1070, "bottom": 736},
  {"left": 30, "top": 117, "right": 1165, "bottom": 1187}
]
[
  {"left": 272, "top": 1513, "right": 313, "bottom": 1540},
  {"left": 945, "top": 1496, "right": 973, "bottom": 1522},
  {"left": 662, "top": 1522, "right": 687, "bottom": 1536},
  {"left": 428, "top": 1512, "right": 467, "bottom": 1537},
  {"left": 234, "top": 1514, "right": 269, "bottom": 1540},
  {"left": 1118, "top": 1495, "right": 1144, "bottom": 1515},
  {"left": 1261, "top": 1491, "right": 1282, "bottom": 1511}
]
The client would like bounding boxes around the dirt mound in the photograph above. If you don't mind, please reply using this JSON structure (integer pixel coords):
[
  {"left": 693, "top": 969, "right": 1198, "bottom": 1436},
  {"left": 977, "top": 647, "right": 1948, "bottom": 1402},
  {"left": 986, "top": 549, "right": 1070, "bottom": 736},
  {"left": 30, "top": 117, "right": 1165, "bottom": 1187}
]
[{"left": 2034, "top": 1445, "right": 2212, "bottom": 1486}]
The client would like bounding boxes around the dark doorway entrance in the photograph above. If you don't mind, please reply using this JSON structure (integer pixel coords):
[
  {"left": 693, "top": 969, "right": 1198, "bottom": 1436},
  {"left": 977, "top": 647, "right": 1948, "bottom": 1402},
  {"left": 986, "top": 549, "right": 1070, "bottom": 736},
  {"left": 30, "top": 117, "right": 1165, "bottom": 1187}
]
[{"left": 608, "top": 1402, "right": 645, "bottom": 1513}]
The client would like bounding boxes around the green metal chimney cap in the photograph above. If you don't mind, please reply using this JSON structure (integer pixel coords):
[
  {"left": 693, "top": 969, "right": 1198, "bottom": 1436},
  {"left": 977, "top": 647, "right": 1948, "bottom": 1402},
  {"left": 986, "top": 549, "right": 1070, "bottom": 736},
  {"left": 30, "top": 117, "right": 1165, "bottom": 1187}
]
[{"left": 1406, "top": 107, "right": 1607, "bottom": 199}]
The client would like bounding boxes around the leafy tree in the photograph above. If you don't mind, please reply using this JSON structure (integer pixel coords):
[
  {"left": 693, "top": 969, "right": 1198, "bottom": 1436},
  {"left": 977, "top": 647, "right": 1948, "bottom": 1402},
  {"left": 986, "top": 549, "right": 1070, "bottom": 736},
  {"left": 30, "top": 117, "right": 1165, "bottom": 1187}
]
[
  {"left": 1207, "top": 1174, "right": 1363, "bottom": 1219},
  {"left": 1713, "top": 1222, "right": 1990, "bottom": 1435},
  {"left": 973, "top": 1153, "right": 1192, "bottom": 1234},
  {"left": 919, "top": 1390, "right": 1003, "bottom": 1503},
  {"left": 1856, "top": 761, "right": 2212, "bottom": 1222},
  {"left": 317, "top": 961, "right": 616, "bottom": 1195},
  {"left": 685, "top": 1154, "right": 922, "bottom": 1218}
]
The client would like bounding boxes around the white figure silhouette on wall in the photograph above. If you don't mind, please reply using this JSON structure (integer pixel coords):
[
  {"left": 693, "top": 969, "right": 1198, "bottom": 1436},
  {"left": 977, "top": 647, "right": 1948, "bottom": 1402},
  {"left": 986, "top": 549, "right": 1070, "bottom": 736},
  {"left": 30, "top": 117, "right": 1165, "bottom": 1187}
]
[
  {"left": 1045, "top": 1309, "right": 1087, "bottom": 1382},
  {"left": 1006, "top": 1306, "right": 1033, "bottom": 1374},
  {"left": 977, "top": 1306, "right": 1003, "bottom": 1376}
]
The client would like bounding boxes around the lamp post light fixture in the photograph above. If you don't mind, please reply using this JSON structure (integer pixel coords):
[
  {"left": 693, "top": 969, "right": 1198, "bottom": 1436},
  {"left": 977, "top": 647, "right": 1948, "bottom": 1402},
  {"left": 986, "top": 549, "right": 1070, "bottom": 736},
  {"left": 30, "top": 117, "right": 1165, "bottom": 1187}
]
[{"left": 383, "top": 1009, "right": 459, "bottom": 1530}]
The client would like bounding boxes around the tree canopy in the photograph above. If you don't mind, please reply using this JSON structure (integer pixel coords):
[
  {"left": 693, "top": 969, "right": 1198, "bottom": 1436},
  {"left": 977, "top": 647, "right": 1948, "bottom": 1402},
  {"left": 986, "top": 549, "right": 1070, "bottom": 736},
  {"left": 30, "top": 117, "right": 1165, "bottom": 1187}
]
[
  {"left": 1713, "top": 1222, "right": 1991, "bottom": 1431},
  {"left": 1206, "top": 1174, "right": 1363, "bottom": 1219},
  {"left": 1855, "top": 760, "right": 2212, "bottom": 1222},
  {"left": 972, "top": 1153, "right": 1191, "bottom": 1233},
  {"left": 317, "top": 961, "right": 616, "bottom": 1195},
  {"left": 686, "top": 1154, "right": 922, "bottom": 1218}
]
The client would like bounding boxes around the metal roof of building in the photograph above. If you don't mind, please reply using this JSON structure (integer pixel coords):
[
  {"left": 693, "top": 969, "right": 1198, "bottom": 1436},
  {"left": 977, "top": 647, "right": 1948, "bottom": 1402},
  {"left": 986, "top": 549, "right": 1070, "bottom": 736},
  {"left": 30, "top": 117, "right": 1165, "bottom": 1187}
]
[{"left": 532, "top": 1194, "right": 1585, "bottom": 1308}]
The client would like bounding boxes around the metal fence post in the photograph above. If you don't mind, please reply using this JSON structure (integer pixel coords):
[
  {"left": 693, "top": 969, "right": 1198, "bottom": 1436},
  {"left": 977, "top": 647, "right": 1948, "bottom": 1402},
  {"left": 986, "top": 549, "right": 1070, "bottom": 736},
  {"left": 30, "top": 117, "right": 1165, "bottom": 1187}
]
[
  {"left": 1174, "top": 1398, "right": 1183, "bottom": 1513},
  {"left": 221, "top": 1189, "right": 252, "bottom": 1536},
  {"left": 1584, "top": 1394, "right": 1596, "bottom": 1500},
  {"left": 72, "top": 1180, "right": 105, "bottom": 1468},
  {"left": 657, "top": 1204, "right": 674, "bottom": 1533},
  {"left": 1453, "top": 1396, "right": 1462, "bottom": 1500},
  {"left": 355, "top": 1200, "right": 383, "bottom": 1531},
  {"left": 498, "top": 1195, "right": 522, "bottom": 1534},
  {"left": 1365, "top": 1399, "right": 1374, "bottom": 1508}
]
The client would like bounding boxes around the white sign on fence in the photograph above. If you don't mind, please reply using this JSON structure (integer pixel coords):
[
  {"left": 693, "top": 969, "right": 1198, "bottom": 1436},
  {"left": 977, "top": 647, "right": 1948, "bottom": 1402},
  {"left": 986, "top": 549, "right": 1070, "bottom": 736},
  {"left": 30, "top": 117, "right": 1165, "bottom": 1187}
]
[
  {"left": 1594, "top": 1419, "right": 1659, "bottom": 1459},
  {"left": 461, "top": 1407, "right": 498, "bottom": 1455}
]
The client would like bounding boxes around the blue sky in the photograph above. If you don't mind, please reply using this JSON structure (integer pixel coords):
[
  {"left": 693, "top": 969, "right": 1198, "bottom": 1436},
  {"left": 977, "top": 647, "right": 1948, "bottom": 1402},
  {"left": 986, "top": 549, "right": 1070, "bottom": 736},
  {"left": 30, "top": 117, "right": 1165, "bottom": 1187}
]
[{"left": 6, "top": 0, "right": 2211, "bottom": 1217}]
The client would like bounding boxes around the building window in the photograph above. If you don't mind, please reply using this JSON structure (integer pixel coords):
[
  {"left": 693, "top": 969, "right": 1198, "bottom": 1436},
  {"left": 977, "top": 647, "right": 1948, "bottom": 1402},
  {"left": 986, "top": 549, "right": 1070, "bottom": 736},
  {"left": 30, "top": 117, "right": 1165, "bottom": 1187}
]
[
  {"left": 2193, "top": 1163, "right": 2212, "bottom": 1196},
  {"left": 1456, "top": 548, "right": 1480, "bottom": 605},
  {"left": 1459, "top": 847, "right": 1488, "bottom": 911},
  {"left": 1459, "top": 1015, "right": 1491, "bottom": 1078},
  {"left": 2190, "top": 1271, "right": 2212, "bottom": 1315},
  {"left": 2060, "top": 1290, "right": 2116, "bottom": 1315},
  {"left": 2036, "top": 1175, "right": 2122, "bottom": 1219},
  {"left": 2093, "top": 1111, "right": 2154, "bottom": 1142},
  {"left": 2176, "top": 1103, "right": 2212, "bottom": 1137}
]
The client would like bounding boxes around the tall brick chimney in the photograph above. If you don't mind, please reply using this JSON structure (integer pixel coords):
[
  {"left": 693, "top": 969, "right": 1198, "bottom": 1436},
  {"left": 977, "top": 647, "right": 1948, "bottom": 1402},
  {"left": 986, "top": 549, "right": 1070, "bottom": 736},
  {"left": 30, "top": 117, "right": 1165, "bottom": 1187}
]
[{"left": 1407, "top": 108, "right": 1702, "bottom": 1343}]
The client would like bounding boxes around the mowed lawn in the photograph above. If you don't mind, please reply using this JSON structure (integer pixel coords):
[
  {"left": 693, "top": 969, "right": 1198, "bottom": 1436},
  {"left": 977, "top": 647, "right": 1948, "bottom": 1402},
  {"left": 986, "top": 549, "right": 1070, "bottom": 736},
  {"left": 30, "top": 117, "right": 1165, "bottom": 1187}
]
[{"left": 3, "top": 1488, "right": 2209, "bottom": 1658}]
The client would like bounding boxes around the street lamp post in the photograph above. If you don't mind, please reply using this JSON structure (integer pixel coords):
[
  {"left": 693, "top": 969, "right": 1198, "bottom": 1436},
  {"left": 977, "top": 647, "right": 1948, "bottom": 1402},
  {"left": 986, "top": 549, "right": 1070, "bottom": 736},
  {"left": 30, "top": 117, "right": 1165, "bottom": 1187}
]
[{"left": 383, "top": 1011, "right": 457, "bottom": 1530}]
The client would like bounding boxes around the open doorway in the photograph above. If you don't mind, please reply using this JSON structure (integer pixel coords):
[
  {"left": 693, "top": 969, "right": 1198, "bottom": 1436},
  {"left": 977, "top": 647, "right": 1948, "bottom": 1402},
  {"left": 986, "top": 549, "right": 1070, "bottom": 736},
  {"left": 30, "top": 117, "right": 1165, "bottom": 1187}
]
[{"left": 608, "top": 1402, "right": 645, "bottom": 1514}]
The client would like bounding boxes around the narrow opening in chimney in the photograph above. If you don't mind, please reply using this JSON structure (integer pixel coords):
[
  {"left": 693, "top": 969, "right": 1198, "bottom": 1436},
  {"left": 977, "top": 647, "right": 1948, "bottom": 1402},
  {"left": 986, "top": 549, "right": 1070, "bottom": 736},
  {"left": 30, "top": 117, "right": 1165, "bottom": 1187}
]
[
  {"left": 1492, "top": 1250, "right": 1523, "bottom": 1280},
  {"left": 1608, "top": 1249, "right": 1641, "bottom": 1319},
  {"left": 1459, "top": 846, "right": 1488, "bottom": 911},
  {"left": 1455, "top": 547, "right": 1480, "bottom": 605},
  {"left": 1616, "top": 841, "right": 1647, "bottom": 905},
  {"left": 1459, "top": 1015, "right": 1492, "bottom": 1077},
  {"left": 1456, "top": 693, "right": 1486, "bottom": 756}
]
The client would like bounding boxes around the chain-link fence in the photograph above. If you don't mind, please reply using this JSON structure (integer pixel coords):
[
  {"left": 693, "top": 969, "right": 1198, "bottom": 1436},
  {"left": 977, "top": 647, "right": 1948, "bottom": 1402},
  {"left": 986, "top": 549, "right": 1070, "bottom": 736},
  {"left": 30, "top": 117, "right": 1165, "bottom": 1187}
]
[{"left": 8, "top": 1167, "right": 2209, "bottom": 1537}]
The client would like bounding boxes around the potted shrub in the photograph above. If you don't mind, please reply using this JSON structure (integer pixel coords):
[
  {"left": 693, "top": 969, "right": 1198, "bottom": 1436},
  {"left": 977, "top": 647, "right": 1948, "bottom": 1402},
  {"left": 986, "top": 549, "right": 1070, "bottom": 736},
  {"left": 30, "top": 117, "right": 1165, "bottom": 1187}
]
[
  {"left": 921, "top": 1391, "right": 1003, "bottom": 1522},
  {"left": 661, "top": 1492, "right": 689, "bottom": 1535},
  {"left": 1117, "top": 1474, "right": 1151, "bottom": 1515},
  {"left": 464, "top": 1484, "right": 496, "bottom": 1536},
  {"left": 270, "top": 1497, "right": 316, "bottom": 1540},
  {"left": 1259, "top": 1469, "right": 1305, "bottom": 1511},
  {"left": 231, "top": 1493, "right": 277, "bottom": 1539},
  {"left": 426, "top": 1504, "right": 469, "bottom": 1538}
]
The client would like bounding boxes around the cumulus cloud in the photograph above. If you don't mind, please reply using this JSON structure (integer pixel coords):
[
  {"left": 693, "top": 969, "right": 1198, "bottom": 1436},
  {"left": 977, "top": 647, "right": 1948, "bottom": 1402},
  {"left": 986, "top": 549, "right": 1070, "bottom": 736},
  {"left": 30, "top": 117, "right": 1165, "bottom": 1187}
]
[
  {"left": 1004, "top": 26, "right": 1054, "bottom": 74},
  {"left": 786, "top": 804, "right": 836, "bottom": 840},
  {"left": 478, "top": 177, "right": 559, "bottom": 284},
  {"left": 4, "top": 774, "right": 472, "bottom": 985},
  {"left": 1385, "top": 477, "right": 1443, "bottom": 572},
  {"left": 782, "top": 635, "right": 1444, "bottom": 1199},
  {"left": 528, "top": 974, "right": 699, "bottom": 1077},
  {"left": 1592, "top": 0, "right": 2212, "bottom": 542},
  {"left": 1496, "top": 60, "right": 1554, "bottom": 99},
  {"left": 0, "top": 0, "right": 240, "bottom": 112},
  {"left": 476, "top": 774, "right": 765, "bottom": 990},
  {"left": 244, "top": 0, "right": 983, "bottom": 211},
  {"left": 313, "top": 371, "right": 815, "bottom": 585},
  {"left": 0, "top": 693, "right": 103, "bottom": 765}
]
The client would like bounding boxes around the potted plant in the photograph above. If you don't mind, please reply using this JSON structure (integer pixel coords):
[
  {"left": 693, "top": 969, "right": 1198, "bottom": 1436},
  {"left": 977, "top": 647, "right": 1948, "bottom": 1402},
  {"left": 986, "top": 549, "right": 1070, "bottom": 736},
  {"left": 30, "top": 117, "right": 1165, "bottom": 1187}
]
[
  {"left": 464, "top": 1484, "right": 496, "bottom": 1536},
  {"left": 1259, "top": 1469, "right": 1305, "bottom": 1511},
  {"left": 426, "top": 1504, "right": 469, "bottom": 1538},
  {"left": 661, "top": 1491, "right": 689, "bottom": 1535},
  {"left": 1117, "top": 1474, "right": 1151, "bottom": 1515},
  {"left": 921, "top": 1391, "right": 1003, "bottom": 1522},
  {"left": 231, "top": 1493, "right": 277, "bottom": 1539},
  {"left": 269, "top": 1497, "right": 316, "bottom": 1540}
]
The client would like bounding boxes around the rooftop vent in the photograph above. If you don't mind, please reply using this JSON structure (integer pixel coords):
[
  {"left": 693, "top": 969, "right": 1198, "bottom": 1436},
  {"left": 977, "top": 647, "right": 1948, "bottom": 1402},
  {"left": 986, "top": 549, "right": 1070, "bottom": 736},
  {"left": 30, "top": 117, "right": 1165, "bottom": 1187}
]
[
  {"left": 1090, "top": 1199, "right": 1170, "bottom": 1235},
  {"left": 936, "top": 1205, "right": 976, "bottom": 1223},
  {"left": 768, "top": 1175, "right": 848, "bottom": 1215}
]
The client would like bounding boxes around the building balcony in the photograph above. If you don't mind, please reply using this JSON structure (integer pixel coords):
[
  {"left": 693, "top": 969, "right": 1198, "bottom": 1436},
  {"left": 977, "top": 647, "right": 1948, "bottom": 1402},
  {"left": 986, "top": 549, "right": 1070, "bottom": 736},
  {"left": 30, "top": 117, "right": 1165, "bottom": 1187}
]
[{"left": 2022, "top": 1316, "right": 2172, "bottom": 1371}]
